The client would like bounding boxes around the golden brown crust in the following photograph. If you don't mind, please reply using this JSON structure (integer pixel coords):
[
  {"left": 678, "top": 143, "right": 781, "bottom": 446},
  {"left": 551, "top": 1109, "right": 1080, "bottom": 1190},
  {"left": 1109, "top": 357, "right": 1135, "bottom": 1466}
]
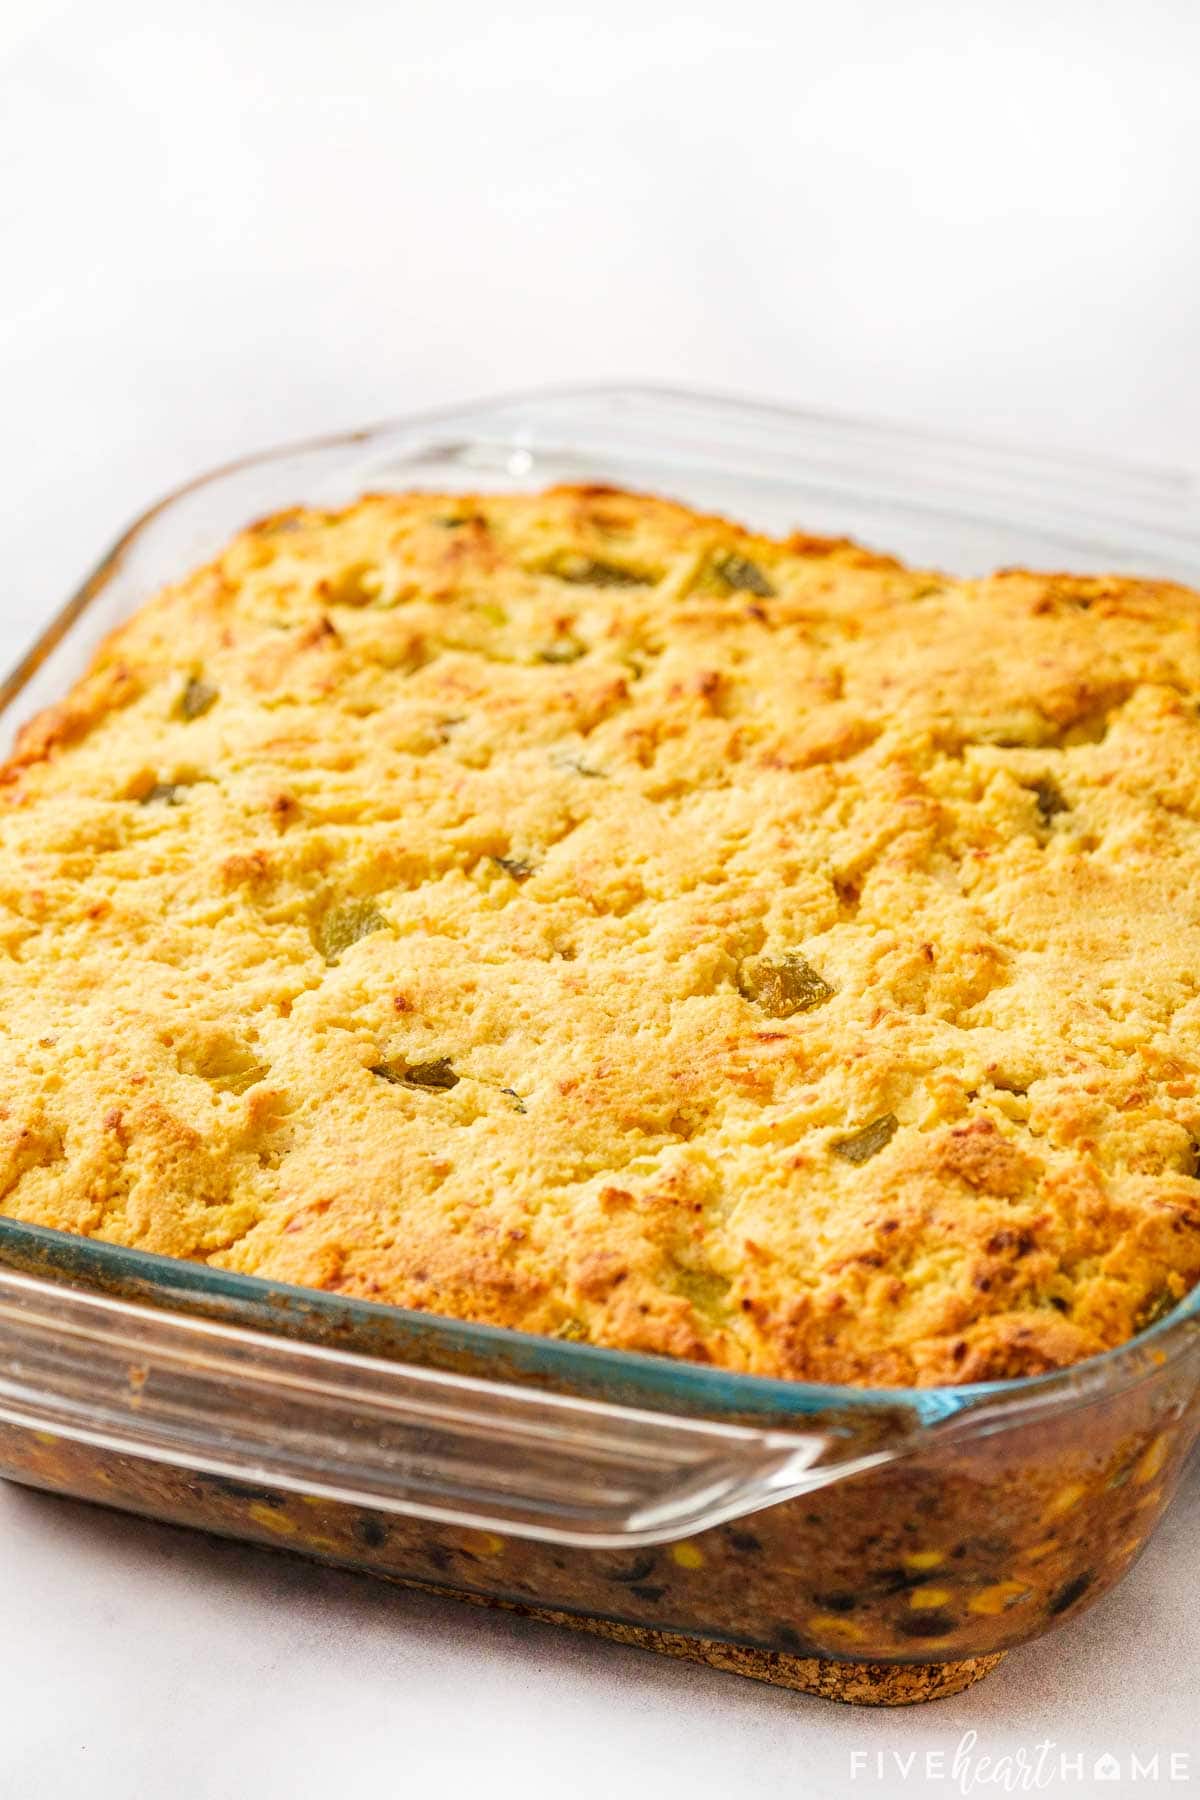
[{"left": 2, "top": 485, "right": 1200, "bottom": 1385}]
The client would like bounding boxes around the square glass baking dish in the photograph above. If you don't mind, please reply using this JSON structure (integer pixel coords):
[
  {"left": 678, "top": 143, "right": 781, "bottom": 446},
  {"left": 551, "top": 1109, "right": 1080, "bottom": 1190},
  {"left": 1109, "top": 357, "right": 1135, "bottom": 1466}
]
[{"left": 2, "top": 385, "right": 1200, "bottom": 1705}]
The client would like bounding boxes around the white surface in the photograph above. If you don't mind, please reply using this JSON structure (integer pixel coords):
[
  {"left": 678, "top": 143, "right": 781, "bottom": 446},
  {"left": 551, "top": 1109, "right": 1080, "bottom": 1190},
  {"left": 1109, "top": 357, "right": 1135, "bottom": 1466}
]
[{"left": 2, "top": 2, "right": 1200, "bottom": 1794}]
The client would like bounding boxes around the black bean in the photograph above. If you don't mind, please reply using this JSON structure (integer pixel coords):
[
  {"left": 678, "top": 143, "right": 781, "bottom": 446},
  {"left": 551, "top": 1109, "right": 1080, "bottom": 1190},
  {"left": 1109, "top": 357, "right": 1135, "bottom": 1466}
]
[
  {"left": 727, "top": 1530, "right": 763, "bottom": 1555},
  {"left": 812, "top": 1590, "right": 858, "bottom": 1614},
  {"left": 896, "top": 1610, "right": 957, "bottom": 1638},
  {"left": 876, "top": 1567, "right": 926, "bottom": 1595},
  {"left": 1048, "top": 1573, "right": 1093, "bottom": 1616},
  {"left": 352, "top": 1516, "right": 390, "bottom": 1550},
  {"left": 604, "top": 1553, "right": 659, "bottom": 1586}
]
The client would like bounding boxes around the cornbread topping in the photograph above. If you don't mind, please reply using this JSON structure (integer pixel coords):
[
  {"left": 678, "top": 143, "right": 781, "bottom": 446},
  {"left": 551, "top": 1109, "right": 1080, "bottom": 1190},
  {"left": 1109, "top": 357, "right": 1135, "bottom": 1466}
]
[{"left": 2, "top": 485, "right": 1199, "bottom": 1386}]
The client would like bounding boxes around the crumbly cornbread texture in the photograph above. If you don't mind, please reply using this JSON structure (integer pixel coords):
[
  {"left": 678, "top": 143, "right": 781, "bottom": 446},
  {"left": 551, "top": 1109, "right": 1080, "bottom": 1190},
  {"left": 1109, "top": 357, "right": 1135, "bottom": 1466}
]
[{"left": 2, "top": 486, "right": 1200, "bottom": 1386}]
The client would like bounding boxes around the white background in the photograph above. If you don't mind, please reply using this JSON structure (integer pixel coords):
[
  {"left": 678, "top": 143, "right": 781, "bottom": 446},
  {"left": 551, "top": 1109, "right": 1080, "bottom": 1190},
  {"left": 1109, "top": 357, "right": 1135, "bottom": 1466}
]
[{"left": 2, "top": 2, "right": 1199, "bottom": 1794}]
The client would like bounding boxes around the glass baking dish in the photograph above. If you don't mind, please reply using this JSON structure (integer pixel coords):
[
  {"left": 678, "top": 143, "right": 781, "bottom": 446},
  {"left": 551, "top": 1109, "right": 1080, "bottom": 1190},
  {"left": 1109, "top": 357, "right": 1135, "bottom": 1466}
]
[{"left": 2, "top": 386, "right": 1199, "bottom": 1706}]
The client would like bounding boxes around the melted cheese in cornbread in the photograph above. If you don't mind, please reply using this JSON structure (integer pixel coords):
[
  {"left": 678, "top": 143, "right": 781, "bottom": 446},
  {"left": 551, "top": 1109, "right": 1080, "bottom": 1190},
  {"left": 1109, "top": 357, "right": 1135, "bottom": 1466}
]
[{"left": 1, "top": 486, "right": 1199, "bottom": 1385}]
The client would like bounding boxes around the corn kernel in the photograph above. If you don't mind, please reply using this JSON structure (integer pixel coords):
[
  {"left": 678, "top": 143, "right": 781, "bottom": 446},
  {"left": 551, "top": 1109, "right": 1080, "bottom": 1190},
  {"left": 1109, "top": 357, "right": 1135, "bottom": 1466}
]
[
  {"left": 1017, "top": 1538, "right": 1057, "bottom": 1564},
  {"left": 908, "top": 1586, "right": 953, "bottom": 1609},
  {"left": 1136, "top": 1434, "right": 1169, "bottom": 1484},
  {"left": 249, "top": 1503, "right": 298, "bottom": 1536},
  {"left": 968, "top": 1582, "right": 1030, "bottom": 1616},
  {"left": 1045, "top": 1482, "right": 1087, "bottom": 1518},
  {"left": 460, "top": 1530, "right": 506, "bottom": 1558},
  {"left": 808, "top": 1614, "right": 866, "bottom": 1642},
  {"left": 32, "top": 1431, "right": 59, "bottom": 1447},
  {"left": 902, "top": 1548, "right": 945, "bottom": 1572},
  {"left": 670, "top": 1541, "right": 706, "bottom": 1570}
]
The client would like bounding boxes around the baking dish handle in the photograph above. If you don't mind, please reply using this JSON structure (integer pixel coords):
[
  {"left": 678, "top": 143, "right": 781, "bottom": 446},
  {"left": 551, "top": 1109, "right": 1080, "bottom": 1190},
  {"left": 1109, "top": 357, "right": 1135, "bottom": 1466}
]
[{"left": 0, "top": 1268, "right": 915, "bottom": 1549}]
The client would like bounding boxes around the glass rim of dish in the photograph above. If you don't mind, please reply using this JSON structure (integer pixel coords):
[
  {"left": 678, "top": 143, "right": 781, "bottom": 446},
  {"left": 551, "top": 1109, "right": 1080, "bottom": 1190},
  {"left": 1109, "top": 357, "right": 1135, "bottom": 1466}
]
[{"left": 2, "top": 1215, "right": 1196, "bottom": 1430}]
